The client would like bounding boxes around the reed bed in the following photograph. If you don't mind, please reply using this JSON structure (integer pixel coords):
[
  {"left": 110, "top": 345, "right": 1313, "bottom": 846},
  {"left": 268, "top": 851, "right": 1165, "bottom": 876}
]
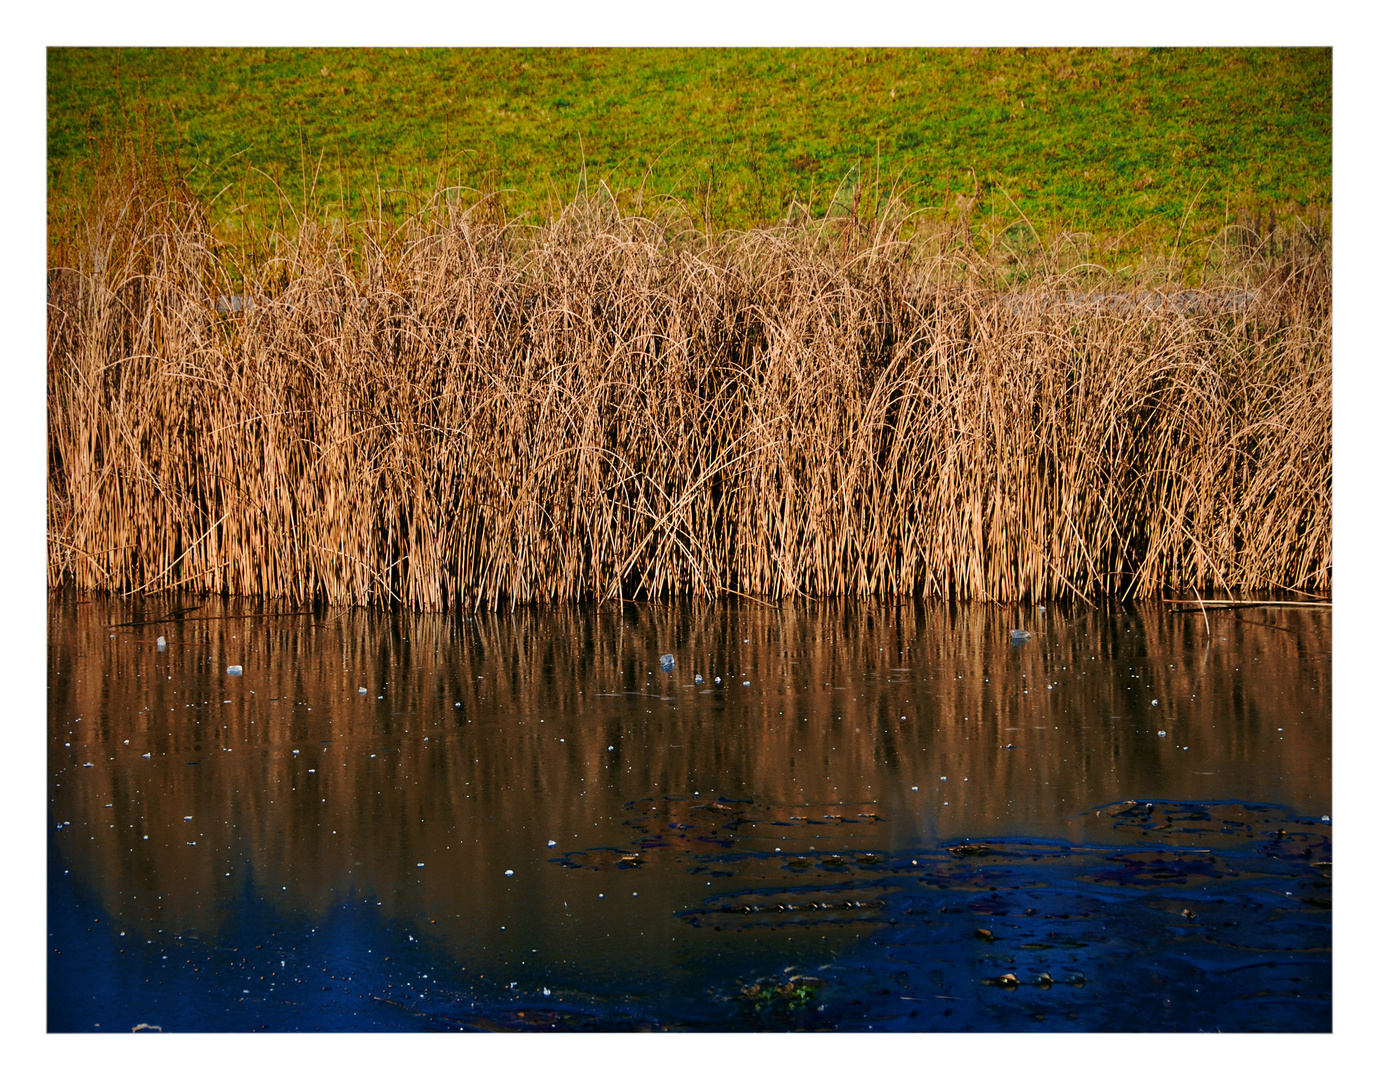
[{"left": 47, "top": 154, "right": 1331, "bottom": 609}]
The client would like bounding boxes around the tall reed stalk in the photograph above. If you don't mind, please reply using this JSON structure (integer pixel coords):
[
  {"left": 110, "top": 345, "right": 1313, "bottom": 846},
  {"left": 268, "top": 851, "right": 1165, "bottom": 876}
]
[{"left": 47, "top": 147, "right": 1331, "bottom": 609}]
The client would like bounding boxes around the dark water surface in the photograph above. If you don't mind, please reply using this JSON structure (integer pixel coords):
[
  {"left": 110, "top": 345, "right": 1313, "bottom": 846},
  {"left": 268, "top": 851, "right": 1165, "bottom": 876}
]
[{"left": 48, "top": 594, "right": 1331, "bottom": 1032}]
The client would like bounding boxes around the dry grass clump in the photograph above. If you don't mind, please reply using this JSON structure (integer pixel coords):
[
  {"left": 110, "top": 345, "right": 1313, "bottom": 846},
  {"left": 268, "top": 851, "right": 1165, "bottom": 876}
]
[{"left": 47, "top": 152, "right": 1331, "bottom": 609}]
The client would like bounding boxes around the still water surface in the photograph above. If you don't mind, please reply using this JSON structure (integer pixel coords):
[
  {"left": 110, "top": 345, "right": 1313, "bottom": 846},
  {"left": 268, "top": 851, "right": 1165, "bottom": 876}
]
[{"left": 48, "top": 594, "right": 1331, "bottom": 1031}]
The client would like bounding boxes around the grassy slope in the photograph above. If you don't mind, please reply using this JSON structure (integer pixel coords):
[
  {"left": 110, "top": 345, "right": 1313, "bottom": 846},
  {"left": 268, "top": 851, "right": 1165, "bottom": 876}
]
[{"left": 48, "top": 46, "right": 1330, "bottom": 266}]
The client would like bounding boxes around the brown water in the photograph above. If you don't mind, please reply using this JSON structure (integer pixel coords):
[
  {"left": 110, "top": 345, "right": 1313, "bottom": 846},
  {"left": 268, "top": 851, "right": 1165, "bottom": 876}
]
[{"left": 47, "top": 593, "right": 1331, "bottom": 1031}]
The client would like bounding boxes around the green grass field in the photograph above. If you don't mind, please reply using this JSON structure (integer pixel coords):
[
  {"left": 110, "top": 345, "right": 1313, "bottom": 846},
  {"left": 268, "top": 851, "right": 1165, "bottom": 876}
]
[{"left": 48, "top": 46, "right": 1330, "bottom": 269}]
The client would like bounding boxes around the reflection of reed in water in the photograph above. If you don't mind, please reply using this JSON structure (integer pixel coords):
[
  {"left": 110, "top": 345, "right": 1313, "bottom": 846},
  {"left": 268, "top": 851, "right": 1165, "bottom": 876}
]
[{"left": 49, "top": 594, "right": 1329, "bottom": 947}]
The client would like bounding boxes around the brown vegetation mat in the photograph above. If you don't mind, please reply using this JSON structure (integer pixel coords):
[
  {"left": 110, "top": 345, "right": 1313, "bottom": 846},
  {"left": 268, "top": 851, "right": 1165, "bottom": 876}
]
[{"left": 47, "top": 154, "right": 1330, "bottom": 609}]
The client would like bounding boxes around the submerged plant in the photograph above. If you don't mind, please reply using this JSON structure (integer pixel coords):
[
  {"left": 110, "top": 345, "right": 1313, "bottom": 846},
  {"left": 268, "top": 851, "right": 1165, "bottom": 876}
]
[{"left": 738, "top": 971, "right": 824, "bottom": 1009}]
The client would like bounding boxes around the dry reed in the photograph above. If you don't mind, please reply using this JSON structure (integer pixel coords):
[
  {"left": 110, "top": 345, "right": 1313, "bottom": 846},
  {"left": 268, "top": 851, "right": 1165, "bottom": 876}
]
[{"left": 47, "top": 149, "right": 1331, "bottom": 609}]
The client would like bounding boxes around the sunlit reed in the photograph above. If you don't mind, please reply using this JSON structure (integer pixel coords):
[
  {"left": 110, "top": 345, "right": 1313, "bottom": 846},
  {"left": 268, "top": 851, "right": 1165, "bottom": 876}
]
[{"left": 47, "top": 146, "right": 1331, "bottom": 609}]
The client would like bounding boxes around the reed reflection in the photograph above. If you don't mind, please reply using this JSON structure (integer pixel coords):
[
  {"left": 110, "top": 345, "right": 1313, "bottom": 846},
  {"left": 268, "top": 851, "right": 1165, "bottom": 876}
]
[{"left": 49, "top": 593, "right": 1330, "bottom": 964}]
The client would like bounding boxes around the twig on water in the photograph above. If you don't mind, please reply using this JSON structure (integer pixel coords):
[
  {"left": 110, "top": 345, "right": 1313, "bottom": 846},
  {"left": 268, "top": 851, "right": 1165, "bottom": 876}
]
[
  {"left": 108, "top": 605, "right": 202, "bottom": 627},
  {"left": 1164, "top": 600, "right": 1331, "bottom": 610}
]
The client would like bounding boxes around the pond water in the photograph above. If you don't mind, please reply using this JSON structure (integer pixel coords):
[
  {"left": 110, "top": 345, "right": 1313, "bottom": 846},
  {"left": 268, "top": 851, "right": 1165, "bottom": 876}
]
[{"left": 47, "top": 593, "right": 1331, "bottom": 1032}]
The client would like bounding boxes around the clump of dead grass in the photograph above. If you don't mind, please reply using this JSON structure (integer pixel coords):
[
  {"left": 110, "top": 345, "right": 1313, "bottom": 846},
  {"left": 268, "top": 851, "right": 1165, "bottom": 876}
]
[{"left": 47, "top": 145, "right": 1331, "bottom": 609}]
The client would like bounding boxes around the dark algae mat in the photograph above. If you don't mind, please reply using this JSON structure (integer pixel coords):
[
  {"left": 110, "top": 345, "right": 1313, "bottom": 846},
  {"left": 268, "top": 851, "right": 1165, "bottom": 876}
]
[{"left": 430, "top": 799, "right": 1331, "bottom": 1032}]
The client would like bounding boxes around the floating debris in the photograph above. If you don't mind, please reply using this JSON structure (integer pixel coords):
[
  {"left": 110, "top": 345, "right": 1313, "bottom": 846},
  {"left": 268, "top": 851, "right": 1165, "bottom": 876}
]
[
  {"left": 156, "top": 636, "right": 166, "bottom": 651},
  {"left": 737, "top": 971, "right": 823, "bottom": 1010},
  {"left": 975, "top": 928, "right": 995, "bottom": 942},
  {"left": 227, "top": 665, "right": 243, "bottom": 676},
  {"left": 1011, "top": 629, "right": 1032, "bottom": 645},
  {"left": 659, "top": 653, "right": 676, "bottom": 673}
]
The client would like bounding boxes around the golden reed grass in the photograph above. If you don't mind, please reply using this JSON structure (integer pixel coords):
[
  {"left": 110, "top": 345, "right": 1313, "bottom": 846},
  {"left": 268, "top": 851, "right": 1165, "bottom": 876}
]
[{"left": 47, "top": 149, "right": 1331, "bottom": 609}]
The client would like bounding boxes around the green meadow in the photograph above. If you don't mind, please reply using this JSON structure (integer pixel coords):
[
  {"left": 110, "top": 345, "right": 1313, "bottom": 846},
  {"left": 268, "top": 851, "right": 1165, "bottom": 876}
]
[{"left": 48, "top": 46, "right": 1330, "bottom": 270}]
